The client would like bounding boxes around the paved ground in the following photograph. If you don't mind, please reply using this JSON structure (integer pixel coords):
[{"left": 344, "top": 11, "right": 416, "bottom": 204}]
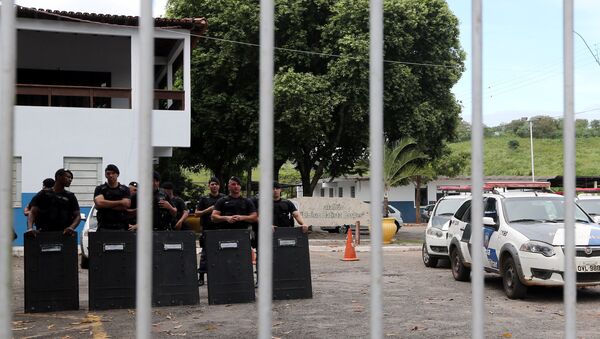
[{"left": 10, "top": 225, "right": 600, "bottom": 338}]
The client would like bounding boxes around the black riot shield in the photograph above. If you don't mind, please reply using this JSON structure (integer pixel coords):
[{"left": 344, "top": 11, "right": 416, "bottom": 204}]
[
  {"left": 24, "top": 232, "right": 79, "bottom": 313},
  {"left": 88, "top": 231, "right": 136, "bottom": 310},
  {"left": 152, "top": 231, "right": 199, "bottom": 306},
  {"left": 273, "top": 227, "right": 313, "bottom": 300},
  {"left": 205, "top": 229, "right": 255, "bottom": 305}
]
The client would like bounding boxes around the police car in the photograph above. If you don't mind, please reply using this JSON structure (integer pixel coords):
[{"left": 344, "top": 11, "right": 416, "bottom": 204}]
[
  {"left": 576, "top": 189, "right": 600, "bottom": 224},
  {"left": 80, "top": 205, "right": 97, "bottom": 269},
  {"left": 422, "top": 187, "right": 470, "bottom": 268},
  {"left": 447, "top": 182, "right": 600, "bottom": 299}
]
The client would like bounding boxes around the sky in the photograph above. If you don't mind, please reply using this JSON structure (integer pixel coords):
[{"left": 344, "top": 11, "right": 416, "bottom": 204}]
[{"left": 10, "top": 0, "right": 600, "bottom": 127}]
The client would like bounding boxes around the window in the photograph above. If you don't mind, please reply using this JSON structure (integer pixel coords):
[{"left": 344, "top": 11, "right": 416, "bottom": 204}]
[
  {"left": 12, "top": 157, "right": 22, "bottom": 208},
  {"left": 484, "top": 198, "right": 498, "bottom": 224},
  {"left": 415, "top": 187, "right": 428, "bottom": 206},
  {"left": 329, "top": 188, "right": 334, "bottom": 198},
  {"left": 454, "top": 200, "right": 471, "bottom": 221},
  {"left": 63, "top": 157, "right": 103, "bottom": 206},
  {"left": 350, "top": 186, "right": 356, "bottom": 198},
  {"left": 338, "top": 187, "right": 343, "bottom": 197},
  {"left": 320, "top": 188, "right": 325, "bottom": 197}
]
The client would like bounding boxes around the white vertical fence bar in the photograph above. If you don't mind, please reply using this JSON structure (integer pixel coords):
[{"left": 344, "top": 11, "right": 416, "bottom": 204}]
[
  {"left": 470, "top": 1, "right": 485, "bottom": 338},
  {"left": 368, "top": 0, "right": 384, "bottom": 338},
  {"left": 136, "top": 1, "right": 154, "bottom": 338},
  {"left": 257, "top": 0, "right": 274, "bottom": 338},
  {"left": 0, "top": 1, "right": 16, "bottom": 339},
  {"left": 563, "top": 1, "right": 576, "bottom": 338}
]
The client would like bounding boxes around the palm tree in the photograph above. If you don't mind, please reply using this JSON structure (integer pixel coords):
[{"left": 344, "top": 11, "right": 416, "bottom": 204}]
[{"left": 383, "top": 139, "right": 428, "bottom": 217}]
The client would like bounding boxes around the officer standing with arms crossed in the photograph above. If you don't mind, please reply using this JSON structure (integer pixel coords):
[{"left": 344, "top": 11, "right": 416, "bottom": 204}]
[{"left": 93, "top": 164, "right": 131, "bottom": 231}]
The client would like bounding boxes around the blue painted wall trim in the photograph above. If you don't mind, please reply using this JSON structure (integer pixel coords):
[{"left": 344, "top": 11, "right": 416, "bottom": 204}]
[
  {"left": 13, "top": 192, "right": 90, "bottom": 246},
  {"left": 389, "top": 201, "right": 417, "bottom": 223}
]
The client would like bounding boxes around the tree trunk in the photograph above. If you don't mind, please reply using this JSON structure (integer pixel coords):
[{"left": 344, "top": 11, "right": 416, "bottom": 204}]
[{"left": 415, "top": 175, "right": 422, "bottom": 224}]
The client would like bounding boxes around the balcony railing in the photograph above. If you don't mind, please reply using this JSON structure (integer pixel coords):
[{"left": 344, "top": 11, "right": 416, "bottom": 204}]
[{"left": 15, "top": 84, "right": 184, "bottom": 110}]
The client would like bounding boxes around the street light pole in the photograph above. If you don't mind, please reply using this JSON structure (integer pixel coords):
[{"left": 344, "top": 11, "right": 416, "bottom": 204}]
[{"left": 530, "top": 120, "right": 535, "bottom": 182}]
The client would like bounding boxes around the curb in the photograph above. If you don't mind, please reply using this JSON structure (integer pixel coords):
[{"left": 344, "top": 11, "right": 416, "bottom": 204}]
[{"left": 309, "top": 245, "right": 421, "bottom": 253}]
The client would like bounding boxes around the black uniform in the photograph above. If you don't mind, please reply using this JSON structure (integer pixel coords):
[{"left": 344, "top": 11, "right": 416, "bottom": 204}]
[
  {"left": 29, "top": 189, "right": 80, "bottom": 232},
  {"left": 197, "top": 193, "right": 225, "bottom": 276},
  {"left": 153, "top": 188, "right": 174, "bottom": 230},
  {"left": 93, "top": 183, "right": 131, "bottom": 230},
  {"left": 213, "top": 195, "right": 257, "bottom": 230},
  {"left": 171, "top": 195, "right": 188, "bottom": 230},
  {"left": 272, "top": 199, "right": 297, "bottom": 227},
  {"left": 197, "top": 193, "right": 225, "bottom": 231},
  {"left": 128, "top": 193, "right": 137, "bottom": 225}
]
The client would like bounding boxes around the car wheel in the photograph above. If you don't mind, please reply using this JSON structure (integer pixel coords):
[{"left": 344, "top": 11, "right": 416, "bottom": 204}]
[
  {"left": 80, "top": 254, "right": 89, "bottom": 269},
  {"left": 422, "top": 243, "right": 439, "bottom": 268},
  {"left": 450, "top": 247, "right": 470, "bottom": 281},
  {"left": 502, "top": 256, "right": 527, "bottom": 299},
  {"left": 394, "top": 221, "right": 401, "bottom": 234},
  {"left": 338, "top": 226, "right": 348, "bottom": 234}
]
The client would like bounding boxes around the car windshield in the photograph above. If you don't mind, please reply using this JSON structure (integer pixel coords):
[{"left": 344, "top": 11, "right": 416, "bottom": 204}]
[
  {"left": 435, "top": 199, "right": 465, "bottom": 216},
  {"left": 504, "top": 197, "right": 591, "bottom": 223},
  {"left": 578, "top": 200, "right": 600, "bottom": 215}
]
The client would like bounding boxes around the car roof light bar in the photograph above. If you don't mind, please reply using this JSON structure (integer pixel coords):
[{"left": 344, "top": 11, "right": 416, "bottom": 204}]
[
  {"left": 437, "top": 185, "right": 472, "bottom": 192},
  {"left": 483, "top": 181, "right": 551, "bottom": 190},
  {"left": 575, "top": 188, "right": 600, "bottom": 193}
]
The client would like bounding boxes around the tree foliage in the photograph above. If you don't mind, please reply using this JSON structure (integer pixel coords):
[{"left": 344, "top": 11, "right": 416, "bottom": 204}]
[{"left": 166, "top": 0, "right": 464, "bottom": 195}]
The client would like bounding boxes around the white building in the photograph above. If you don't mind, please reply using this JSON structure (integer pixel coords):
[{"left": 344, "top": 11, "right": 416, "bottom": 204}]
[{"left": 9, "top": 7, "right": 207, "bottom": 244}]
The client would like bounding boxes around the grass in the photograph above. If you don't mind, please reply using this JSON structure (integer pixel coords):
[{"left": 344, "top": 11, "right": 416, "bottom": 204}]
[{"left": 449, "top": 136, "right": 600, "bottom": 176}]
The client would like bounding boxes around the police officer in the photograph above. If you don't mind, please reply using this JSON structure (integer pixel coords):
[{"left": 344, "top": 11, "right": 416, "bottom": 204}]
[
  {"left": 161, "top": 181, "right": 189, "bottom": 230},
  {"left": 152, "top": 171, "right": 177, "bottom": 230},
  {"left": 93, "top": 164, "right": 131, "bottom": 231},
  {"left": 23, "top": 178, "right": 55, "bottom": 217},
  {"left": 195, "top": 177, "right": 225, "bottom": 286},
  {"left": 211, "top": 176, "right": 257, "bottom": 229},
  {"left": 272, "top": 182, "right": 308, "bottom": 232},
  {"left": 26, "top": 168, "right": 81, "bottom": 236}
]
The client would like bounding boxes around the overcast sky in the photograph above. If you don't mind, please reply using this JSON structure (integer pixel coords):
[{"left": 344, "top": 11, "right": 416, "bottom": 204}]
[{"left": 10, "top": 0, "right": 600, "bottom": 126}]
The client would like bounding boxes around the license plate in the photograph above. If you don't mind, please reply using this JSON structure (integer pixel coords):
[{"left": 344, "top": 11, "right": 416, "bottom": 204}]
[{"left": 576, "top": 263, "right": 600, "bottom": 272}]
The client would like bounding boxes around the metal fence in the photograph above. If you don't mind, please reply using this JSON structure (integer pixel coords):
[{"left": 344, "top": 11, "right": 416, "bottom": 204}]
[{"left": 0, "top": 0, "right": 579, "bottom": 338}]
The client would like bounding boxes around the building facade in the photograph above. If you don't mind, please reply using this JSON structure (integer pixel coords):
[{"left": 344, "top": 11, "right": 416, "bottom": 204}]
[{"left": 10, "top": 7, "right": 207, "bottom": 244}]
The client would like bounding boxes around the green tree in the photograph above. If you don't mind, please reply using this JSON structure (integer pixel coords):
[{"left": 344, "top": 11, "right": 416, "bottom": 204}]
[
  {"left": 167, "top": 0, "right": 464, "bottom": 195},
  {"left": 383, "top": 139, "right": 427, "bottom": 217},
  {"left": 166, "top": 0, "right": 261, "bottom": 185}
]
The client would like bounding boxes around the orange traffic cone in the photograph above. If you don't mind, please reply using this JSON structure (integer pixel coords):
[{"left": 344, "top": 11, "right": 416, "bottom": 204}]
[
  {"left": 341, "top": 229, "right": 359, "bottom": 261},
  {"left": 251, "top": 248, "right": 257, "bottom": 265}
]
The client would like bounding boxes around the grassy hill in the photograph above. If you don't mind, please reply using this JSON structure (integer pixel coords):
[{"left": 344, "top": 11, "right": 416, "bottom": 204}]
[{"left": 449, "top": 136, "right": 600, "bottom": 176}]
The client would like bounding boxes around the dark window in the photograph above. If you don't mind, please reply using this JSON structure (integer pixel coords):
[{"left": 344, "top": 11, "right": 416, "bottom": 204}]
[
  {"left": 338, "top": 187, "right": 343, "bottom": 197},
  {"left": 415, "top": 187, "right": 428, "bottom": 206},
  {"left": 320, "top": 188, "right": 325, "bottom": 197},
  {"left": 454, "top": 200, "right": 471, "bottom": 220},
  {"left": 329, "top": 188, "right": 334, "bottom": 198},
  {"left": 484, "top": 198, "right": 499, "bottom": 223},
  {"left": 350, "top": 186, "right": 356, "bottom": 198}
]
